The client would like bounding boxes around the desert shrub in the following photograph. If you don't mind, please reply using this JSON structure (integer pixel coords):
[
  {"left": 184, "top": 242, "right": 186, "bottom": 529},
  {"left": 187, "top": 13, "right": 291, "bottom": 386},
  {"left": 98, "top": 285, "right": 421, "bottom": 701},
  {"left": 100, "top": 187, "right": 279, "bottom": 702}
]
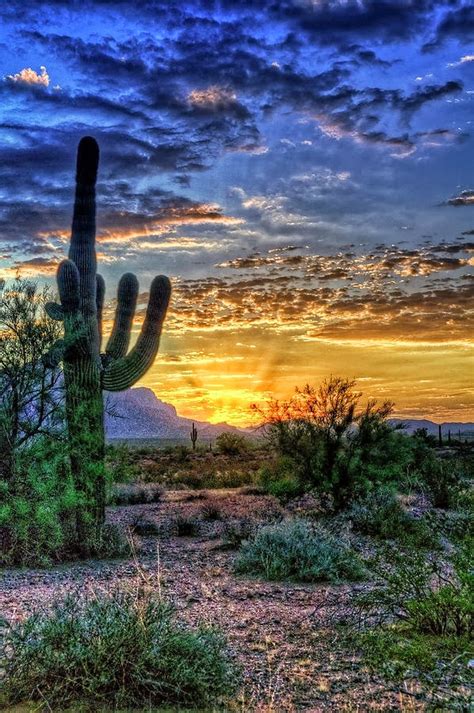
[
  {"left": 205, "top": 468, "right": 255, "bottom": 488},
  {"left": 425, "top": 508, "right": 474, "bottom": 542},
  {"left": 169, "top": 513, "right": 200, "bottom": 536},
  {"left": 0, "top": 437, "right": 132, "bottom": 566},
  {"left": 453, "top": 486, "right": 474, "bottom": 513},
  {"left": 222, "top": 518, "right": 259, "bottom": 549},
  {"left": 235, "top": 519, "right": 364, "bottom": 582},
  {"left": 130, "top": 515, "right": 160, "bottom": 536},
  {"left": 182, "top": 491, "right": 207, "bottom": 501},
  {"left": 159, "top": 466, "right": 255, "bottom": 490},
  {"left": 239, "top": 484, "right": 266, "bottom": 496},
  {"left": 215, "top": 431, "right": 251, "bottom": 456},
  {"left": 254, "top": 377, "right": 413, "bottom": 508},
  {"left": 420, "top": 457, "right": 465, "bottom": 509},
  {"left": 110, "top": 482, "right": 164, "bottom": 506},
  {"left": 0, "top": 438, "right": 79, "bottom": 566},
  {"left": 352, "top": 544, "right": 473, "bottom": 703},
  {"left": 358, "top": 543, "right": 473, "bottom": 634},
  {"left": 175, "top": 444, "right": 191, "bottom": 462},
  {"left": 1, "top": 588, "right": 237, "bottom": 709},
  {"left": 347, "top": 489, "right": 438, "bottom": 549},
  {"left": 408, "top": 438, "right": 471, "bottom": 508},
  {"left": 355, "top": 627, "right": 472, "bottom": 707},
  {"left": 167, "top": 469, "right": 203, "bottom": 489},
  {"left": 258, "top": 456, "right": 303, "bottom": 500},
  {"left": 200, "top": 502, "right": 222, "bottom": 520},
  {"left": 105, "top": 443, "right": 140, "bottom": 483},
  {"left": 87, "top": 522, "right": 133, "bottom": 558}
]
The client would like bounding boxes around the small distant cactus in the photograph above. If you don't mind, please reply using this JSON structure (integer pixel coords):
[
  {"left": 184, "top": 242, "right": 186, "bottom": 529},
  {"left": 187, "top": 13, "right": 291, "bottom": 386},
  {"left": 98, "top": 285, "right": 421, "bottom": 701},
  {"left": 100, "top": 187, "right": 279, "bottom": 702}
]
[
  {"left": 190, "top": 422, "right": 198, "bottom": 450},
  {"left": 43, "top": 137, "right": 171, "bottom": 545}
]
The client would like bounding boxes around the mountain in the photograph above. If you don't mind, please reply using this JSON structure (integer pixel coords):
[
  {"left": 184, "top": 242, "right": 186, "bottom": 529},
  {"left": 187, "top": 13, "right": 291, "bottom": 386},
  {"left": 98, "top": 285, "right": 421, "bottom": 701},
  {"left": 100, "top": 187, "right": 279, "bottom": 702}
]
[
  {"left": 389, "top": 418, "right": 474, "bottom": 436},
  {"left": 104, "top": 387, "right": 248, "bottom": 440}
]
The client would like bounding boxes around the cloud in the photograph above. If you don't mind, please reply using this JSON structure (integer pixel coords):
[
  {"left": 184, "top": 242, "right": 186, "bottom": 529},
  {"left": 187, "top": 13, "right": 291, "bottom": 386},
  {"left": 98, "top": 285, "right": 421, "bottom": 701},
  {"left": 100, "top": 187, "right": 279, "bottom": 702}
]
[
  {"left": 186, "top": 86, "right": 250, "bottom": 119},
  {"left": 446, "top": 190, "right": 474, "bottom": 207},
  {"left": 1, "top": 255, "right": 60, "bottom": 278},
  {"left": 1, "top": 0, "right": 473, "bottom": 300},
  {"left": 160, "top": 245, "right": 474, "bottom": 342},
  {"left": 448, "top": 54, "right": 474, "bottom": 67},
  {"left": 423, "top": 5, "right": 474, "bottom": 51},
  {"left": 274, "top": 0, "right": 447, "bottom": 44},
  {"left": 6, "top": 65, "right": 50, "bottom": 87},
  {"left": 96, "top": 199, "right": 243, "bottom": 244}
]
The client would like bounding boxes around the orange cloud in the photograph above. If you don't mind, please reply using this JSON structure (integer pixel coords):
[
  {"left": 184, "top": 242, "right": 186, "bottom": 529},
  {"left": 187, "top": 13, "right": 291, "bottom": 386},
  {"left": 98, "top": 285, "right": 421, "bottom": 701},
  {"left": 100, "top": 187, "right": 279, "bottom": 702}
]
[
  {"left": 6, "top": 65, "right": 50, "bottom": 87},
  {"left": 1, "top": 256, "right": 60, "bottom": 278},
  {"left": 187, "top": 86, "right": 237, "bottom": 109}
]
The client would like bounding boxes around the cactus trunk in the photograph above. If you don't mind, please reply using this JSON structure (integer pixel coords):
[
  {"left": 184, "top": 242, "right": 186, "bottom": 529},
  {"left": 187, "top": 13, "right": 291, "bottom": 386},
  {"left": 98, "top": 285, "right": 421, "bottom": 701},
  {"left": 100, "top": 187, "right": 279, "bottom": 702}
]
[
  {"left": 191, "top": 422, "right": 198, "bottom": 450},
  {"left": 44, "top": 137, "right": 171, "bottom": 550},
  {"left": 64, "top": 365, "right": 105, "bottom": 538}
]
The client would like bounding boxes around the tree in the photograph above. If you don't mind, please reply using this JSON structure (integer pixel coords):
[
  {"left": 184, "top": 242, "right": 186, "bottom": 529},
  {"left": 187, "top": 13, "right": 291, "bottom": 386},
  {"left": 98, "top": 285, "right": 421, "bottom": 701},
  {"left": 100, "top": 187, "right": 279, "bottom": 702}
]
[
  {"left": 252, "top": 376, "right": 397, "bottom": 508},
  {"left": 0, "top": 277, "right": 63, "bottom": 481}
]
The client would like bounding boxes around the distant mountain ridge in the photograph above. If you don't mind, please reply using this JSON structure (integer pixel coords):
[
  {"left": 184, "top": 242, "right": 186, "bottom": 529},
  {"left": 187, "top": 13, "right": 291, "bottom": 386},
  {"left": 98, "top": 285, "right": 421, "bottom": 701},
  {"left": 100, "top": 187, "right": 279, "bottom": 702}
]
[
  {"left": 389, "top": 418, "right": 474, "bottom": 436},
  {"left": 105, "top": 387, "right": 248, "bottom": 440},
  {"left": 105, "top": 387, "right": 474, "bottom": 441}
]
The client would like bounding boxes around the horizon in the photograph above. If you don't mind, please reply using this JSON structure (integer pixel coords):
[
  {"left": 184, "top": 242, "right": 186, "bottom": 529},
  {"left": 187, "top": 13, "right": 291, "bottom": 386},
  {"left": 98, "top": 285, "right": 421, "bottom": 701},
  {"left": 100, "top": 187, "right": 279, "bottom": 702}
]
[
  {"left": 1, "top": 2, "right": 473, "bottom": 425},
  {"left": 123, "top": 385, "right": 474, "bottom": 430}
]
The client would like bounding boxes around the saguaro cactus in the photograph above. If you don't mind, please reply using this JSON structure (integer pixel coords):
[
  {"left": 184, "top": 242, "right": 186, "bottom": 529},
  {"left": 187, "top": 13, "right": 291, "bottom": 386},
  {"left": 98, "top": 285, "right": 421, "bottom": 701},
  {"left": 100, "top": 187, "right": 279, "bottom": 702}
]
[
  {"left": 190, "top": 422, "right": 198, "bottom": 450},
  {"left": 44, "top": 137, "right": 171, "bottom": 545}
]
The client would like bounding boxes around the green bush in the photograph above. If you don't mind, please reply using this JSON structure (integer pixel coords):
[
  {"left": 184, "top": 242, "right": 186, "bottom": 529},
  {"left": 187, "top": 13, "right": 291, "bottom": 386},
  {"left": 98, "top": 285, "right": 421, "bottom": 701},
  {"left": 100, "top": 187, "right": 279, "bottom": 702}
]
[
  {"left": 409, "top": 438, "right": 470, "bottom": 508},
  {"left": 421, "top": 457, "right": 464, "bottom": 509},
  {"left": 215, "top": 431, "right": 251, "bottom": 456},
  {"left": 0, "top": 438, "right": 134, "bottom": 565},
  {"left": 169, "top": 513, "right": 200, "bottom": 536},
  {"left": 105, "top": 443, "right": 140, "bottom": 483},
  {"left": 425, "top": 508, "right": 473, "bottom": 542},
  {"left": 0, "top": 438, "right": 79, "bottom": 566},
  {"left": 358, "top": 543, "right": 473, "bottom": 635},
  {"left": 110, "top": 482, "right": 164, "bottom": 506},
  {"left": 353, "top": 544, "right": 473, "bottom": 703},
  {"left": 1, "top": 588, "right": 238, "bottom": 709},
  {"left": 355, "top": 628, "right": 472, "bottom": 701},
  {"left": 222, "top": 518, "right": 259, "bottom": 549},
  {"left": 258, "top": 456, "right": 302, "bottom": 500},
  {"left": 254, "top": 377, "right": 414, "bottom": 508},
  {"left": 347, "top": 489, "right": 438, "bottom": 549},
  {"left": 86, "top": 522, "right": 133, "bottom": 559},
  {"left": 203, "top": 468, "right": 255, "bottom": 489},
  {"left": 235, "top": 519, "right": 364, "bottom": 582}
]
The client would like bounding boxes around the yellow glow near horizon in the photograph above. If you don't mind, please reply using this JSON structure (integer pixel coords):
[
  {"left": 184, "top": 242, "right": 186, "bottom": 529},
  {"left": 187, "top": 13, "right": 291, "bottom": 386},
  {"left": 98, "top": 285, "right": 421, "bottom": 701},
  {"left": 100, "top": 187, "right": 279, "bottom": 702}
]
[{"left": 138, "top": 328, "right": 474, "bottom": 426}]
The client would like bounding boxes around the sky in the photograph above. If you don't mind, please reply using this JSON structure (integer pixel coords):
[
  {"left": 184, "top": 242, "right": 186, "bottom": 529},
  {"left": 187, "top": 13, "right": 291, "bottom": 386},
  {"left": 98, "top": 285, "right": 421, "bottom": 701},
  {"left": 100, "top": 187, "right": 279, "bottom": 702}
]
[{"left": 0, "top": 0, "right": 473, "bottom": 426}]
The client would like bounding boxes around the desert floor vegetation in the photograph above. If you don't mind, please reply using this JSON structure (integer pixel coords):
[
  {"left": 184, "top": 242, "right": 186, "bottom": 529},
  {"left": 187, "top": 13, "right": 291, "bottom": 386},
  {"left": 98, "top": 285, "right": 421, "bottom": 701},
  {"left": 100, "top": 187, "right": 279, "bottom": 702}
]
[{"left": 2, "top": 453, "right": 472, "bottom": 710}]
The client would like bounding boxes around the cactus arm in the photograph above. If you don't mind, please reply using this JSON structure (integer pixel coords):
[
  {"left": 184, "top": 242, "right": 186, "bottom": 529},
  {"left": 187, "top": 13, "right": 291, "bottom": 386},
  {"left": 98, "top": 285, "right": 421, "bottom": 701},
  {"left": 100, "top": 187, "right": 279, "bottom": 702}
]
[
  {"left": 96, "top": 274, "right": 105, "bottom": 347},
  {"left": 103, "top": 275, "right": 171, "bottom": 391},
  {"left": 57, "top": 259, "right": 80, "bottom": 313},
  {"left": 105, "top": 272, "right": 139, "bottom": 359},
  {"left": 45, "top": 302, "right": 64, "bottom": 320},
  {"left": 42, "top": 339, "right": 66, "bottom": 368},
  {"left": 69, "top": 136, "right": 99, "bottom": 319}
]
